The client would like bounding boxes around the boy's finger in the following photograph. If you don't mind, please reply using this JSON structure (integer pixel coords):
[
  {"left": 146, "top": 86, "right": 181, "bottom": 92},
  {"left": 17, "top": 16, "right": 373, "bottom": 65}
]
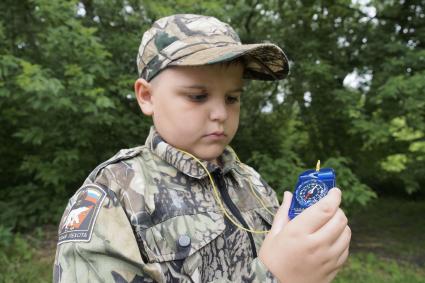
[
  {"left": 325, "top": 269, "right": 340, "bottom": 283},
  {"left": 336, "top": 246, "right": 350, "bottom": 268},
  {"left": 269, "top": 191, "right": 292, "bottom": 237},
  {"left": 329, "top": 225, "right": 351, "bottom": 260},
  {"left": 328, "top": 244, "right": 350, "bottom": 274},
  {"left": 314, "top": 208, "right": 348, "bottom": 245},
  {"left": 293, "top": 188, "right": 342, "bottom": 234}
]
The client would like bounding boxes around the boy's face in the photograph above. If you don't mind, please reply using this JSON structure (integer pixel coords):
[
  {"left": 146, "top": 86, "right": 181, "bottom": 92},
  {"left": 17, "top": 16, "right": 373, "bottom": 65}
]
[{"left": 135, "top": 63, "right": 244, "bottom": 163}]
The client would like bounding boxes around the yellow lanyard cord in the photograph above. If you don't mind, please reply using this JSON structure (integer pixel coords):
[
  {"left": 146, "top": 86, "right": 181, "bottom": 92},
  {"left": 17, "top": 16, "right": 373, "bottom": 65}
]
[
  {"left": 226, "top": 147, "right": 276, "bottom": 217},
  {"left": 177, "top": 148, "right": 271, "bottom": 234},
  {"left": 246, "top": 179, "right": 276, "bottom": 217}
]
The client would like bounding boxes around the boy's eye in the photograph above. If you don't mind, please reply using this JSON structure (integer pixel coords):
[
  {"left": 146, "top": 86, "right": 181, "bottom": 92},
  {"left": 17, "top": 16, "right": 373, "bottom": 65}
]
[
  {"left": 226, "top": 95, "right": 240, "bottom": 104},
  {"left": 188, "top": 94, "right": 207, "bottom": 102}
]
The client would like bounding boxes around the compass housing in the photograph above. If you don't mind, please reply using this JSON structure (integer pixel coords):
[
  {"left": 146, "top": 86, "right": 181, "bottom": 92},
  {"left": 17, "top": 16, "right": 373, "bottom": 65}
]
[{"left": 288, "top": 168, "right": 336, "bottom": 220}]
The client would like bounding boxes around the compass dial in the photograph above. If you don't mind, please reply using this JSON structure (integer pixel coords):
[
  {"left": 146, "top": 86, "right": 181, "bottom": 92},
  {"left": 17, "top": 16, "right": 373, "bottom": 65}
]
[{"left": 295, "top": 179, "right": 328, "bottom": 207}]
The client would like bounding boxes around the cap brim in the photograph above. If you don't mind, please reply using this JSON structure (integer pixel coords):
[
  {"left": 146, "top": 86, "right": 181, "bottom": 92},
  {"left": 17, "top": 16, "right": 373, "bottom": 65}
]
[{"left": 168, "top": 43, "right": 289, "bottom": 81}]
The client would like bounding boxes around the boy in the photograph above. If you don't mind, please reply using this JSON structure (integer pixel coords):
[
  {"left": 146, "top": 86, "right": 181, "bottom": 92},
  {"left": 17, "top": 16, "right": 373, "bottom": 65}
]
[{"left": 54, "top": 14, "right": 350, "bottom": 283}]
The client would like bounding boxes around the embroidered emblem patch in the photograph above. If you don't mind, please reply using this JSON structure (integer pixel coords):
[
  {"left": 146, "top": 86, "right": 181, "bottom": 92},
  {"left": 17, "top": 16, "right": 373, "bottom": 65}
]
[{"left": 58, "top": 184, "right": 106, "bottom": 244}]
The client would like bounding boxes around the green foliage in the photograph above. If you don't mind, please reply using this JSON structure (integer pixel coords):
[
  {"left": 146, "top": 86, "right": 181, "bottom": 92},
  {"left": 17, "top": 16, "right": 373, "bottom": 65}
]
[
  {"left": 242, "top": 101, "right": 307, "bottom": 199},
  {"left": 324, "top": 157, "right": 376, "bottom": 209},
  {"left": 0, "top": 226, "right": 13, "bottom": 247},
  {"left": 1, "top": 0, "right": 424, "bottom": 232},
  {"left": 0, "top": 0, "right": 151, "bottom": 230},
  {"left": 346, "top": 1, "right": 425, "bottom": 194},
  {"left": 0, "top": 226, "right": 51, "bottom": 283}
]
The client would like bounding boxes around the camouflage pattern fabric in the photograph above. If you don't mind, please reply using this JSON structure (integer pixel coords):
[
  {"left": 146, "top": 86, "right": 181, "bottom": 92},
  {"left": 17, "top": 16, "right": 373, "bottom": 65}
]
[
  {"left": 54, "top": 127, "right": 280, "bottom": 283},
  {"left": 137, "top": 14, "right": 289, "bottom": 82}
]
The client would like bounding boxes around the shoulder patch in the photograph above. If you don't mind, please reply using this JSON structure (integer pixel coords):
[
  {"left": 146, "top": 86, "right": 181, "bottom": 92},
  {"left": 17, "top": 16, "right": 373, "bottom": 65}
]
[{"left": 58, "top": 184, "right": 106, "bottom": 245}]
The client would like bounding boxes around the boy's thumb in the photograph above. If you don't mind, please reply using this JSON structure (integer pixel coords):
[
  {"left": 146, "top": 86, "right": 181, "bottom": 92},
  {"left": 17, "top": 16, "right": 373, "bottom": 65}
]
[{"left": 269, "top": 191, "right": 292, "bottom": 237}]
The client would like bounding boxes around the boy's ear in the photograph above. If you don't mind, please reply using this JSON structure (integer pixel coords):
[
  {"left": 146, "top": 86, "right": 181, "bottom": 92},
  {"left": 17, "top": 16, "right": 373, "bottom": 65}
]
[{"left": 134, "top": 78, "right": 154, "bottom": 116}]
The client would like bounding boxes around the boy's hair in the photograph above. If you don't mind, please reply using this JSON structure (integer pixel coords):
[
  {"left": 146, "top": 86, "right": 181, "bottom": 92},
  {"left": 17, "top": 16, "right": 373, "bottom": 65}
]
[{"left": 137, "top": 14, "right": 289, "bottom": 82}]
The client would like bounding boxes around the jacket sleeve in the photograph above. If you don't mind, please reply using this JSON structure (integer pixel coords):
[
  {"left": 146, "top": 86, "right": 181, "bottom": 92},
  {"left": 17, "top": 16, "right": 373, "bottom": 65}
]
[
  {"left": 53, "top": 184, "right": 163, "bottom": 283},
  {"left": 243, "top": 257, "right": 279, "bottom": 283}
]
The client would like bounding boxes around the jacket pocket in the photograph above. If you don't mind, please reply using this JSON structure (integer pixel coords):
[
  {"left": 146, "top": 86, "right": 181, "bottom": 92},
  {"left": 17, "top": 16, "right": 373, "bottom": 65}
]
[
  {"left": 140, "top": 211, "right": 226, "bottom": 263},
  {"left": 254, "top": 207, "right": 276, "bottom": 227}
]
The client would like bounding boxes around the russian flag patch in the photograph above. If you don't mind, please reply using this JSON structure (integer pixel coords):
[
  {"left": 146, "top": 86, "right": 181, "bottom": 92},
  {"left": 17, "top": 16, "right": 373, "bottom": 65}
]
[{"left": 58, "top": 184, "right": 106, "bottom": 244}]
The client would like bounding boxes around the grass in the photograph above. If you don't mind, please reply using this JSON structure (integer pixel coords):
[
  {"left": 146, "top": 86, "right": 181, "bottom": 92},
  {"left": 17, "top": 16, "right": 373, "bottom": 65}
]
[
  {"left": 1, "top": 197, "right": 424, "bottom": 282},
  {"left": 334, "top": 197, "right": 425, "bottom": 283},
  {"left": 335, "top": 253, "right": 425, "bottom": 283},
  {"left": 348, "top": 197, "right": 425, "bottom": 266}
]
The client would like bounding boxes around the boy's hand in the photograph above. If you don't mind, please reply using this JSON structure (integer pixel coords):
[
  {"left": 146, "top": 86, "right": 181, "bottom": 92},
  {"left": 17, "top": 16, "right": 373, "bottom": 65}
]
[{"left": 259, "top": 188, "right": 351, "bottom": 283}]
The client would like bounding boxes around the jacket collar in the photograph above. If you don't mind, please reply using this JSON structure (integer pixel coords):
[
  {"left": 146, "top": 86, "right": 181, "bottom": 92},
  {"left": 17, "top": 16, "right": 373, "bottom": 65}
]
[{"left": 145, "top": 127, "right": 238, "bottom": 179}]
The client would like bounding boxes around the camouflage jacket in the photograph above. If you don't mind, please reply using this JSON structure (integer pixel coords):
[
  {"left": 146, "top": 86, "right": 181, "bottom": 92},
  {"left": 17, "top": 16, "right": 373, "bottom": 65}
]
[{"left": 54, "top": 127, "right": 280, "bottom": 283}]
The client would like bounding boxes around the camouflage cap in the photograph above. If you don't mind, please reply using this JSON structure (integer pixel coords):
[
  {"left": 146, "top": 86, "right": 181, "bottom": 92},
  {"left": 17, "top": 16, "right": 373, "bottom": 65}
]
[{"left": 137, "top": 14, "right": 289, "bottom": 81}]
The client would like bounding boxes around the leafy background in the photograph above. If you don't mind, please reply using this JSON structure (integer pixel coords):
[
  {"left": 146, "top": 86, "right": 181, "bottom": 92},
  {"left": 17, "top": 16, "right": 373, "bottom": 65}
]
[{"left": 0, "top": 0, "right": 424, "bottom": 281}]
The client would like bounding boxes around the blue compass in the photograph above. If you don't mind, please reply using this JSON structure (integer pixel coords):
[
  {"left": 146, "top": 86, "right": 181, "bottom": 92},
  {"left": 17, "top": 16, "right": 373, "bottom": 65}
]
[{"left": 289, "top": 161, "right": 336, "bottom": 220}]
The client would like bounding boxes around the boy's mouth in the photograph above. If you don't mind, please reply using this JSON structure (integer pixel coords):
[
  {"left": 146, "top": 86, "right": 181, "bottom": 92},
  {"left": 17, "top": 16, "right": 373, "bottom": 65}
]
[{"left": 204, "top": 131, "right": 226, "bottom": 139}]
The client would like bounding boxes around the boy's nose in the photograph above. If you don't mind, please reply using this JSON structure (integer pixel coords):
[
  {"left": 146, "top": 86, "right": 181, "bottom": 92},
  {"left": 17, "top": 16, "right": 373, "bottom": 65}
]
[{"left": 209, "top": 100, "right": 228, "bottom": 122}]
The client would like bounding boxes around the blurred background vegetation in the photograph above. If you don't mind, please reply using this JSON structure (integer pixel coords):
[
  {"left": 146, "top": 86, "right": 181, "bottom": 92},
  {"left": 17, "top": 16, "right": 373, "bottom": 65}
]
[{"left": 0, "top": 0, "right": 424, "bottom": 282}]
